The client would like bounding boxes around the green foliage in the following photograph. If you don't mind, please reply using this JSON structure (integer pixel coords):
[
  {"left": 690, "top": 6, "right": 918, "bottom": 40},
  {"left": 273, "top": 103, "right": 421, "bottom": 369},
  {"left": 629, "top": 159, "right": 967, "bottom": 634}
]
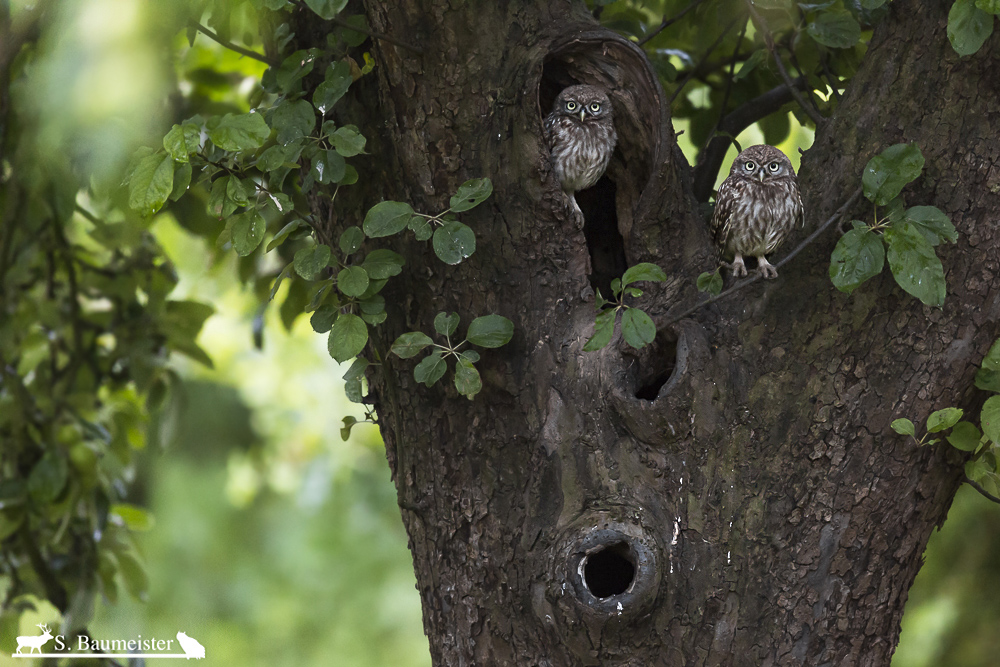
[
  {"left": 893, "top": 336, "right": 1000, "bottom": 498},
  {"left": 830, "top": 144, "right": 954, "bottom": 306},
  {"left": 391, "top": 313, "right": 513, "bottom": 399},
  {"left": 948, "top": 0, "right": 996, "bottom": 56},
  {"left": 585, "top": 263, "right": 666, "bottom": 351}
]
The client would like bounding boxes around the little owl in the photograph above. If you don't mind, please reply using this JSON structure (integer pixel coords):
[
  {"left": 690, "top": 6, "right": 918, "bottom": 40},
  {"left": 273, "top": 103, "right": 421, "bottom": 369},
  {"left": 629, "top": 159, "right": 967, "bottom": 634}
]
[
  {"left": 543, "top": 84, "right": 617, "bottom": 218},
  {"left": 711, "top": 144, "right": 803, "bottom": 279}
]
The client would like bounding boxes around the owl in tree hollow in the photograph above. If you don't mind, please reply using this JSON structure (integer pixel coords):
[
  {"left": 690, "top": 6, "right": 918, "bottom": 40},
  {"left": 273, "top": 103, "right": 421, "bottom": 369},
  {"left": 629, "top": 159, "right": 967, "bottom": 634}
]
[
  {"left": 543, "top": 84, "right": 617, "bottom": 217},
  {"left": 711, "top": 144, "right": 804, "bottom": 279}
]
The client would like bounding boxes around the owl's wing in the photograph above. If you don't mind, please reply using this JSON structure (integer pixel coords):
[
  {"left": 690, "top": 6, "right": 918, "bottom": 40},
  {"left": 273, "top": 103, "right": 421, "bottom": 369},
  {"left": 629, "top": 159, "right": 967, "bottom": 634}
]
[
  {"left": 542, "top": 113, "right": 563, "bottom": 152},
  {"left": 710, "top": 178, "right": 738, "bottom": 248}
]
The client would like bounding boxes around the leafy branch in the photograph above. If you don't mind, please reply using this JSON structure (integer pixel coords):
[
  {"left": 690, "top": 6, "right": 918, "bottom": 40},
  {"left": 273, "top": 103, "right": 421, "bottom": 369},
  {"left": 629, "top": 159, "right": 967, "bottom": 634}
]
[
  {"left": 585, "top": 263, "right": 667, "bottom": 351},
  {"left": 892, "top": 336, "right": 1000, "bottom": 505}
]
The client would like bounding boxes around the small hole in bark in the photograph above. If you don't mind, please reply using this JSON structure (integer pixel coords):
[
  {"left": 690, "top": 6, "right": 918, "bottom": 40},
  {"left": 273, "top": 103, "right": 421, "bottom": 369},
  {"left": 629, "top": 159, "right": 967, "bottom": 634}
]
[
  {"left": 633, "top": 329, "right": 678, "bottom": 401},
  {"left": 583, "top": 542, "right": 636, "bottom": 598},
  {"left": 577, "top": 177, "right": 626, "bottom": 296}
]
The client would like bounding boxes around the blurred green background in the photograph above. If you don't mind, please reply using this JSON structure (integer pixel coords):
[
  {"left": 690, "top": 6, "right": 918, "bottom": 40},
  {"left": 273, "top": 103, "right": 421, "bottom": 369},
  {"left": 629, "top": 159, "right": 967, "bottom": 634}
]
[{"left": 2, "top": 1, "right": 997, "bottom": 665}]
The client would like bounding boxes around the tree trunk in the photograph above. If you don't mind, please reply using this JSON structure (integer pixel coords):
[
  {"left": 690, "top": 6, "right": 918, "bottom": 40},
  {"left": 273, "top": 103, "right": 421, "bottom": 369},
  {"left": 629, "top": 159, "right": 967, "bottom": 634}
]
[{"left": 294, "top": 0, "right": 1000, "bottom": 664}]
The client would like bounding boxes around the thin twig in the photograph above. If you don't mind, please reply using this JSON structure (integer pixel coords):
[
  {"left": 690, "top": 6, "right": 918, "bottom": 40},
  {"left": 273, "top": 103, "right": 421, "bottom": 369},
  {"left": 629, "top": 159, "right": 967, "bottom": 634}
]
[
  {"left": 742, "top": 0, "right": 825, "bottom": 127},
  {"left": 964, "top": 476, "right": 1000, "bottom": 505},
  {"left": 669, "top": 14, "right": 745, "bottom": 105},
  {"left": 638, "top": 0, "right": 709, "bottom": 46},
  {"left": 704, "top": 19, "right": 749, "bottom": 152},
  {"left": 189, "top": 22, "right": 278, "bottom": 66},
  {"left": 664, "top": 186, "right": 863, "bottom": 326}
]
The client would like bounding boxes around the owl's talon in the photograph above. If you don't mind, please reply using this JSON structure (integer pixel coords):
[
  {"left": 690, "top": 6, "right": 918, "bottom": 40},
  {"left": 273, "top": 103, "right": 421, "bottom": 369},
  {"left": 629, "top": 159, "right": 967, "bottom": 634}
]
[
  {"left": 731, "top": 255, "right": 747, "bottom": 278},
  {"left": 758, "top": 257, "right": 778, "bottom": 279}
]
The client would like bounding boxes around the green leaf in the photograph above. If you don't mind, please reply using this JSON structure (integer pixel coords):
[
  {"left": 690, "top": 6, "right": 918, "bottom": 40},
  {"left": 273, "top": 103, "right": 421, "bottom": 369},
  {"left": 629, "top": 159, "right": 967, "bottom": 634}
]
[
  {"left": 305, "top": 0, "right": 348, "bottom": 19},
  {"left": 433, "top": 221, "right": 477, "bottom": 264},
  {"left": 314, "top": 61, "right": 352, "bottom": 114},
  {"left": 232, "top": 211, "right": 266, "bottom": 256},
  {"left": 339, "top": 226, "right": 364, "bottom": 255},
  {"left": 449, "top": 178, "right": 493, "bottom": 212},
  {"left": 267, "top": 219, "right": 305, "bottom": 252},
  {"left": 981, "top": 336, "right": 1000, "bottom": 371},
  {"left": 208, "top": 112, "right": 270, "bottom": 151},
  {"left": 331, "top": 125, "right": 367, "bottom": 157},
  {"left": 454, "top": 357, "right": 483, "bottom": 399},
  {"left": 361, "top": 249, "right": 405, "bottom": 279},
  {"left": 829, "top": 226, "right": 885, "bottom": 293},
  {"left": 310, "top": 304, "right": 338, "bottom": 333},
  {"left": 621, "top": 262, "right": 668, "bottom": 286},
  {"left": 584, "top": 308, "right": 616, "bottom": 351},
  {"left": 163, "top": 122, "right": 201, "bottom": 162},
  {"left": 327, "top": 313, "right": 368, "bottom": 362},
  {"left": 111, "top": 503, "right": 155, "bottom": 532},
  {"left": 311, "top": 149, "right": 346, "bottom": 184},
  {"left": 466, "top": 314, "right": 514, "bottom": 348},
  {"left": 734, "top": 50, "right": 767, "bottom": 81},
  {"left": 460, "top": 349, "right": 480, "bottom": 363},
  {"left": 947, "top": 421, "right": 983, "bottom": 452},
  {"left": 391, "top": 331, "right": 434, "bottom": 358},
  {"left": 341, "top": 415, "right": 358, "bottom": 441},
  {"left": 269, "top": 263, "right": 295, "bottom": 301},
  {"left": 621, "top": 307, "right": 656, "bottom": 349},
  {"left": 28, "top": 452, "right": 68, "bottom": 504},
  {"left": 434, "top": 312, "right": 460, "bottom": 337},
  {"left": 862, "top": 143, "right": 925, "bottom": 206},
  {"left": 363, "top": 201, "right": 415, "bottom": 237},
  {"left": 294, "top": 244, "right": 332, "bottom": 280},
  {"left": 414, "top": 351, "right": 447, "bottom": 387},
  {"left": 891, "top": 418, "right": 915, "bottom": 436},
  {"left": 903, "top": 206, "right": 957, "bottom": 246},
  {"left": 408, "top": 215, "right": 433, "bottom": 241},
  {"left": 344, "top": 356, "right": 369, "bottom": 381},
  {"left": 977, "top": 0, "right": 1000, "bottom": 14},
  {"left": 337, "top": 266, "right": 370, "bottom": 297},
  {"left": 975, "top": 369, "right": 1000, "bottom": 393},
  {"left": 948, "top": 0, "right": 994, "bottom": 56},
  {"left": 927, "top": 407, "right": 964, "bottom": 433},
  {"left": 170, "top": 162, "right": 192, "bottom": 201},
  {"left": 270, "top": 49, "right": 317, "bottom": 94},
  {"left": 697, "top": 270, "right": 723, "bottom": 296},
  {"left": 272, "top": 99, "right": 316, "bottom": 145},
  {"left": 884, "top": 222, "right": 946, "bottom": 306},
  {"left": 359, "top": 295, "right": 385, "bottom": 317},
  {"left": 982, "top": 395, "right": 1000, "bottom": 443},
  {"left": 227, "top": 176, "right": 250, "bottom": 206},
  {"left": 258, "top": 143, "right": 303, "bottom": 172},
  {"left": 128, "top": 152, "right": 174, "bottom": 216},
  {"left": 806, "top": 9, "right": 862, "bottom": 48}
]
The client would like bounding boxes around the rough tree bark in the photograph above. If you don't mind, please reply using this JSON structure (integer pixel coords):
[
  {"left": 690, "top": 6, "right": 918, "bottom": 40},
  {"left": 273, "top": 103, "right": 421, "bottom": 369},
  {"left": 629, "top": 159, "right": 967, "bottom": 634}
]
[{"left": 293, "top": 1, "right": 1000, "bottom": 664}]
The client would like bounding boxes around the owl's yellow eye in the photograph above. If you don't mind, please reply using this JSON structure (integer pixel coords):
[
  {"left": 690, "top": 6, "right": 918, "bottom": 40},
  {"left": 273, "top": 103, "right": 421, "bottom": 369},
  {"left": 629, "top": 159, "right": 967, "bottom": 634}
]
[
  {"left": 566, "top": 101, "right": 578, "bottom": 111},
  {"left": 768, "top": 162, "right": 780, "bottom": 172},
  {"left": 745, "top": 161, "right": 756, "bottom": 171},
  {"left": 588, "top": 102, "right": 601, "bottom": 113}
]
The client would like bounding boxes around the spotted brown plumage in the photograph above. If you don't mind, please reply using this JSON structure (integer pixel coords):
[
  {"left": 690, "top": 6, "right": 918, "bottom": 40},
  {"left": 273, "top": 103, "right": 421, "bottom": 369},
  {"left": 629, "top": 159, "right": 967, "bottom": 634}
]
[
  {"left": 543, "top": 84, "right": 617, "bottom": 220},
  {"left": 710, "top": 144, "right": 804, "bottom": 279}
]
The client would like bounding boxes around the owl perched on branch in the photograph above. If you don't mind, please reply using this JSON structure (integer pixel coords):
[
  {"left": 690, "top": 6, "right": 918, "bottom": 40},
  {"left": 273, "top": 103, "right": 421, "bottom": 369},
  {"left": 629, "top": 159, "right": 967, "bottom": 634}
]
[
  {"left": 711, "top": 144, "right": 803, "bottom": 279},
  {"left": 543, "top": 84, "right": 617, "bottom": 219}
]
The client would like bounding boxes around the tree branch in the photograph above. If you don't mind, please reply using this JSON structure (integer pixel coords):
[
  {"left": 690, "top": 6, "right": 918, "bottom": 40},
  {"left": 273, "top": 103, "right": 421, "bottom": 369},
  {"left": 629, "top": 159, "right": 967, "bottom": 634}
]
[
  {"left": 637, "top": 0, "right": 708, "bottom": 47},
  {"left": 964, "top": 476, "right": 1000, "bottom": 505},
  {"left": 664, "top": 186, "right": 863, "bottom": 326},
  {"left": 692, "top": 76, "right": 809, "bottom": 201},
  {"left": 742, "top": 0, "right": 825, "bottom": 128},
  {"left": 189, "top": 22, "right": 278, "bottom": 66}
]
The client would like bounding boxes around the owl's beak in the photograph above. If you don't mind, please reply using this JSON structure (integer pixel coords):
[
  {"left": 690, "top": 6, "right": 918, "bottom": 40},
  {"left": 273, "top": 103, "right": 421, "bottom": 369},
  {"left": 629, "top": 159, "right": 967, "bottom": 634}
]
[
  {"left": 757, "top": 170, "right": 766, "bottom": 182},
  {"left": 579, "top": 110, "right": 586, "bottom": 122}
]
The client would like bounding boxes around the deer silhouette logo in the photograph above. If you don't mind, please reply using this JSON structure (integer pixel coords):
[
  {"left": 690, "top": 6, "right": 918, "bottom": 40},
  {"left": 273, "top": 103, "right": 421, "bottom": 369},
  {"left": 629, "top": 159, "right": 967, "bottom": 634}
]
[
  {"left": 16, "top": 624, "right": 53, "bottom": 655},
  {"left": 175, "top": 632, "right": 205, "bottom": 659}
]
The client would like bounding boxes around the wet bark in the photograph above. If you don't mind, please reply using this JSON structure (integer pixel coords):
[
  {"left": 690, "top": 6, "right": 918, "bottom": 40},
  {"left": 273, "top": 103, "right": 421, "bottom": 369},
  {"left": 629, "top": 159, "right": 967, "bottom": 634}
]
[{"left": 293, "top": 0, "right": 1000, "bottom": 664}]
